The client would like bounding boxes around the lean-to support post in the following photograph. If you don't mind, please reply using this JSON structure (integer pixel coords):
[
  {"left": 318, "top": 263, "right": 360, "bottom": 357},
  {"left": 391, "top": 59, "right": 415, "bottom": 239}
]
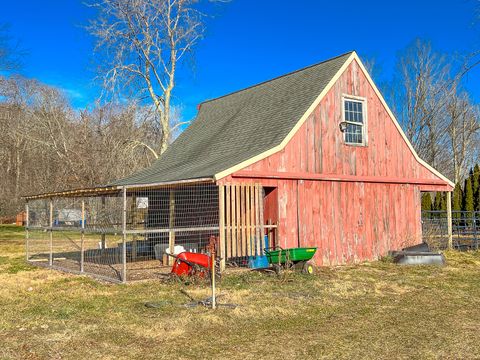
[
  {"left": 80, "top": 199, "right": 85, "bottom": 273},
  {"left": 168, "top": 189, "right": 175, "bottom": 266},
  {"left": 101, "top": 196, "right": 106, "bottom": 249},
  {"left": 122, "top": 187, "right": 127, "bottom": 283},
  {"left": 49, "top": 198, "right": 53, "bottom": 266},
  {"left": 218, "top": 185, "right": 226, "bottom": 272},
  {"left": 25, "top": 202, "right": 29, "bottom": 261},
  {"left": 446, "top": 191, "right": 453, "bottom": 250}
]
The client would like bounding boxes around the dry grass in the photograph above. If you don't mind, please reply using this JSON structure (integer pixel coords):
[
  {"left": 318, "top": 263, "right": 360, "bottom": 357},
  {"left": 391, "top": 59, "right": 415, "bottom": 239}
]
[{"left": 1, "top": 225, "right": 480, "bottom": 359}]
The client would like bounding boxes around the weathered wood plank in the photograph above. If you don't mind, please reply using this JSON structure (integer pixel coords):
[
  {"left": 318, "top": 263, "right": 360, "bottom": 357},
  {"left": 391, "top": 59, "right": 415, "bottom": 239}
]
[{"left": 226, "top": 185, "right": 231, "bottom": 259}]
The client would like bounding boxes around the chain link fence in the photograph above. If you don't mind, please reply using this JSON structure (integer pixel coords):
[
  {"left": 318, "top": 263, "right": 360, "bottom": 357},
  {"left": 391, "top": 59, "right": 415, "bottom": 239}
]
[{"left": 26, "top": 181, "right": 219, "bottom": 282}]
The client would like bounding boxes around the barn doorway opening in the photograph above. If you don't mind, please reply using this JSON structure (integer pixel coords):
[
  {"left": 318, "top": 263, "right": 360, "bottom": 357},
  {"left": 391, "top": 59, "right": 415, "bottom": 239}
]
[{"left": 263, "top": 186, "right": 278, "bottom": 249}]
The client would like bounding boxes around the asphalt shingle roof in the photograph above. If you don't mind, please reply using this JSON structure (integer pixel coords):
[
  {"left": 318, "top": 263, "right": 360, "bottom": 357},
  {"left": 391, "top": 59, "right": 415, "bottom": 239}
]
[{"left": 112, "top": 52, "right": 353, "bottom": 186}]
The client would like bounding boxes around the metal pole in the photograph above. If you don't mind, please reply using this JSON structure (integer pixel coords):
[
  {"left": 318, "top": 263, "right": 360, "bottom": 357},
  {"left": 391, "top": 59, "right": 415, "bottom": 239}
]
[
  {"left": 25, "top": 202, "right": 29, "bottom": 261},
  {"left": 210, "top": 237, "right": 216, "bottom": 310},
  {"left": 80, "top": 199, "right": 85, "bottom": 273},
  {"left": 122, "top": 187, "right": 127, "bottom": 283},
  {"left": 446, "top": 192, "right": 453, "bottom": 250},
  {"left": 49, "top": 198, "right": 53, "bottom": 266}
]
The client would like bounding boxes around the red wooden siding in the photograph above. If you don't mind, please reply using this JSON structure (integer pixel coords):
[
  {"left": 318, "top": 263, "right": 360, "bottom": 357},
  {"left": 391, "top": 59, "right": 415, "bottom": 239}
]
[{"left": 218, "top": 59, "right": 449, "bottom": 265}]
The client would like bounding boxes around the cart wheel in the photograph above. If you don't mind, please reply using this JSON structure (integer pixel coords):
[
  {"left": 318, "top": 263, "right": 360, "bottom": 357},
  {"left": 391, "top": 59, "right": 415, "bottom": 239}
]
[{"left": 302, "top": 261, "right": 315, "bottom": 275}]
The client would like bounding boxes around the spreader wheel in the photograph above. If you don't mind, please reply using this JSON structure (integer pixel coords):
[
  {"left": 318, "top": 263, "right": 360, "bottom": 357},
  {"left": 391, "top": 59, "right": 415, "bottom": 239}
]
[{"left": 302, "top": 261, "right": 315, "bottom": 275}]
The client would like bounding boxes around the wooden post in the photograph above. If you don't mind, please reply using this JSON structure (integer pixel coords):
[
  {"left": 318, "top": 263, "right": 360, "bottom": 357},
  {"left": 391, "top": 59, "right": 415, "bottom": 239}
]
[
  {"left": 122, "top": 187, "right": 127, "bottom": 283},
  {"left": 218, "top": 185, "right": 226, "bottom": 271},
  {"left": 168, "top": 189, "right": 175, "bottom": 265},
  {"left": 255, "top": 184, "right": 261, "bottom": 256},
  {"left": 49, "top": 198, "right": 53, "bottom": 266},
  {"left": 446, "top": 191, "right": 453, "bottom": 250},
  {"left": 249, "top": 185, "right": 255, "bottom": 256},
  {"left": 235, "top": 185, "right": 241, "bottom": 257},
  {"left": 240, "top": 185, "right": 246, "bottom": 256},
  {"left": 25, "top": 202, "right": 29, "bottom": 261},
  {"left": 258, "top": 186, "right": 265, "bottom": 252},
  {"left": 245, "top": 185, "right": 251, "bottom": 256},
  {"left": 101, "top": 196, "right": 106, "bottom": 250},
  {"left": 80, "top": 199, "right": 85, "bottom": 273},
  {"left": 231, "top": 185, "right": 237, "bottom": 258},
  {"left": 226, "top": 185, "right": 231, "bottom": 259}
]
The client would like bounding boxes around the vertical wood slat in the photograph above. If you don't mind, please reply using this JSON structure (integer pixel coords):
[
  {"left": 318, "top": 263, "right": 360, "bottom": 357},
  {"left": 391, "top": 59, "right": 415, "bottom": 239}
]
[
  {"left": 255, "top": 184, "right": 261, "bottom": 256},
  {"left": 235, "top": 185, "right": 241, "bottom": 257},
  {"left": 249, "top": 185, "right": 255, "bottom": 256},
  {"left": 226, "top": 185, "right": 231, "bottom": 259},
  {"left": 245, "top": 185, "right": 251, "bottom": 256},
  {"left": 239, "top": 185, "right": 244, "bottom": 257},
  {"left": 219, "top": 185, "right": 226, "bottom": 271},
  {"left": 231, "top": 185, "right": 237, "bottom": 258},
  {"left": 258, "top": 186, "right": 265, "bottom": 253}
]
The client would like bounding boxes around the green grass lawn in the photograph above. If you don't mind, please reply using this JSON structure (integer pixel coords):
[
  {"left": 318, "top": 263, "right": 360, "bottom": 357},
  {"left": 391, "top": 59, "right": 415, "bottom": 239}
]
[{"left": 1, "top": 225, "right": 480, "bottom": 359}]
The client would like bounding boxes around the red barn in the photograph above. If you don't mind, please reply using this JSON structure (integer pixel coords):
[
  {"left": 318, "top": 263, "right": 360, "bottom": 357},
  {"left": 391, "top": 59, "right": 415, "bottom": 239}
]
[{"left": 112, "top": 51, "right": 453, "bottom": 267}]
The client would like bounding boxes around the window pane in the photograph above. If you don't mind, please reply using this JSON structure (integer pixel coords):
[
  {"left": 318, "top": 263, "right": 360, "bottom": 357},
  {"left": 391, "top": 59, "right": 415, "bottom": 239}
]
[
  {"left": 345, "top": 123, "right": 363, "bottom": 144},
  {"left": 344, "top": 100, "right": 364, "bottom": 125}
]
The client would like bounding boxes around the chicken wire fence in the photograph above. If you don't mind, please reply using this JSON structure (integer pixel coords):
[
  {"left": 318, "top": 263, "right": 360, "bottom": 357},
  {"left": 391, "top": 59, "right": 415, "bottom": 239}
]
[
  {"left": 422, "top": 210, "right": 480, "bottom": 250},
  {"left": 25, "top": 182, "right": 219, "bottom": 282}
]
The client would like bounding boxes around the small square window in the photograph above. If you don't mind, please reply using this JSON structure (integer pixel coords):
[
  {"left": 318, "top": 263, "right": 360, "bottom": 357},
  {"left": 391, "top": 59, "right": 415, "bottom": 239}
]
[{"left": 343, "top": 98, "right": 366, "bottom": 145}]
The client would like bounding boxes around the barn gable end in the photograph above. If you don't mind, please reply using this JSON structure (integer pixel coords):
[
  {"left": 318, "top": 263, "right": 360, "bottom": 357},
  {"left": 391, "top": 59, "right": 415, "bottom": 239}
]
[{"left": 217, "top": 53, "right": 453, "bottom": 191}]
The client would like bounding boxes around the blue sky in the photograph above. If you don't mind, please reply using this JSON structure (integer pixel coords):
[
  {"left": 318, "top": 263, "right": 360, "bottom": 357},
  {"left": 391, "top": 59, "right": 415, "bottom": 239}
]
[{"left": 1, "top": 0, "right": 479, "bottom": 120}]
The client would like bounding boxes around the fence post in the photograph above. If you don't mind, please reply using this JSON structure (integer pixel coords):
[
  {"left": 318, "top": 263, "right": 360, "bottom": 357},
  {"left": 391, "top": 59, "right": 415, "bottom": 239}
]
[
  {"left": 168, "top": 189, "right": 175, "bottom": 266},
  {"left": 80, "top": 199, "right": 85, "bottom": 273},
  {"left": 25, "top": 202, "right": 29, "bottom": 261},
  {"left": 218, "top": 185, "right": 225, "bottom": 272},
  {"left": 49, "top": 198, "right": 53, "bottom": 266},
  {"left": 122, "top": 187, "right": 127, "bottom": 283},
  {"left": 474, "top": 211, "right": 478, "bottom": 251},
  {"left": 446, "top": 191, "right": 453, "bottom": 250}
]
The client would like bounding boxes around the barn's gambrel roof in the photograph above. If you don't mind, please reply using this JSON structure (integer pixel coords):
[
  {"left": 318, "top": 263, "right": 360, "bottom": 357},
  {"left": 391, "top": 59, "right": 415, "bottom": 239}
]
[{"left": 112, "top": 51, "right": 453, "bottom": 188}]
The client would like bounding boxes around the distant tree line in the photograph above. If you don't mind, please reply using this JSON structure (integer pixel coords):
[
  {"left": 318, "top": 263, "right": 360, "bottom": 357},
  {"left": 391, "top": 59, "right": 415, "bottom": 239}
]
[
  {"left": 0, "top": 1, "right": 225, "bottom": 219},
  {"left": 422, "top": 164, "right": 480, "bottom": 219}
]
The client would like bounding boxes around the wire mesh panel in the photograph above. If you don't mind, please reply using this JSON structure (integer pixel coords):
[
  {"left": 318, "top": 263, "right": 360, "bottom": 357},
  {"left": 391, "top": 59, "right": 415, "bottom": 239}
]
[
  {"left": 422, "top": 211, "right": 480, "bottom": 250},
  {"left": 25, "top": 182, "right": 221, "bottom": 282},
  {"left": 124, "top": 182, "right": 219, "bottom": 281},
  {"left": 26, "top": 228, "right": 50, "bottom": 264}
]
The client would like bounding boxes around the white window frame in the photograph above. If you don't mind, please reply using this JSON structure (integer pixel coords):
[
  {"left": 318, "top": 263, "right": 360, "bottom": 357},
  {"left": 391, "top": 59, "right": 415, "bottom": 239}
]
[{"left": 342, "top": 95, "right": 368, "bottom": 146}]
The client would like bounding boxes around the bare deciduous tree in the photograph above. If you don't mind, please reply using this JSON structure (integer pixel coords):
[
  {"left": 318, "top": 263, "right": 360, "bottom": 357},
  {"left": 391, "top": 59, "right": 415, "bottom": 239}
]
[
  {"left": 393, "top": 40, "right": 453, "bottom": 170},
  {"left": 88, "top": 0, "right": 221, "bottom": 153},
  {"left": 446, "top": 92, "right": 480, "bottom": 183},
  {"left": 0, "top": 24, "right": 23, "bottom": 72},
  {"left": 391, "top": 39, "right": 480, "bottom": 182}
]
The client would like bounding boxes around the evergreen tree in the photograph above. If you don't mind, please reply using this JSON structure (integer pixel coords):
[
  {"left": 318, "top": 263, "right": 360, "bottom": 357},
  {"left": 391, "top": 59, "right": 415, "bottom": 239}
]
[
  {"left": 473, "top": 163, "right": 480, "bottom": 212},
  {"left": 433, "top": 192, "right": 446, "bottom": 212},
  {"left": 463, "top": 178, "right": 474, "bottom": 226},
  {"left": 421, "top": 193, "right": 432, "bottom": 212},
  {"left": 452, "top": 182, "right": 462, "bottom": 220}
]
